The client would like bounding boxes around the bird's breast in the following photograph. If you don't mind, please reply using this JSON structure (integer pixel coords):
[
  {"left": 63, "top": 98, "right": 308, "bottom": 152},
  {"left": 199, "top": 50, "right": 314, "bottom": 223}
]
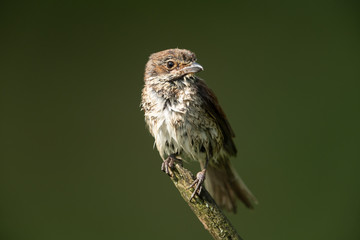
[{"left": 143, "top": 82, "right": 221, "bottom": 161}]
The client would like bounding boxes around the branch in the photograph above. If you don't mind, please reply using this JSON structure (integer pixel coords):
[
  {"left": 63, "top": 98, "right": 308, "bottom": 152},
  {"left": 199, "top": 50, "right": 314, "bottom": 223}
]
[{"left": 168, "top": 163, "right": 243, "bottom": 240}]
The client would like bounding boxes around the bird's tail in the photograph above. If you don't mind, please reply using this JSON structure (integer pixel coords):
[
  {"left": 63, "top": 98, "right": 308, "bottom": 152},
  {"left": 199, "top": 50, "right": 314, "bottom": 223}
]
[{"left": 202, "top": 159, "right": 258, "bottom": 213}]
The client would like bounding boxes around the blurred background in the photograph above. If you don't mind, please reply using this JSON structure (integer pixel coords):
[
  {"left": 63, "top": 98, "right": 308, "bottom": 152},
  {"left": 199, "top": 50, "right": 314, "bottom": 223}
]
[{"left": 1, "top": 1, "right": 359, "bottom": 239}]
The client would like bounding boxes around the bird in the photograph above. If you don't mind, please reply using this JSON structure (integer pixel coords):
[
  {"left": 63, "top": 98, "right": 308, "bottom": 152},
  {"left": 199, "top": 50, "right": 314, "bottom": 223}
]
[{"left": 141, "top": 48, "right": 257, "bottom": 212}]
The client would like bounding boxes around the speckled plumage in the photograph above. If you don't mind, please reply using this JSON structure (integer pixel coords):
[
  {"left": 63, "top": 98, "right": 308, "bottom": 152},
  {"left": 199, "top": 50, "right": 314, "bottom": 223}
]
[
  {"left": 141, "top": 49, "right": 257, "bottom": 212},
  {"left": 142, "top": 75, "right": 224, "bottom": 162}
]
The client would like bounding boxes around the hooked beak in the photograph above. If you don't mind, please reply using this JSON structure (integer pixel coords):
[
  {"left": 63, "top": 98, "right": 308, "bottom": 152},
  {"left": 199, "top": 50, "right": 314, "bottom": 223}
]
[{"left": 182, "top": 62, "right": 204, "bottom": 74}]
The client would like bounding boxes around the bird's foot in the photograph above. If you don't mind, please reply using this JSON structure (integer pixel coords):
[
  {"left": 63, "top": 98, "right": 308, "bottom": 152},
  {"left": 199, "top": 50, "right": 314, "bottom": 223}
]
[
  {"left": 161, "top": 155, "right": 182, "bottom": 176},
  {"left": 188, "top": 169, "right": 206, "bottom": 201}
]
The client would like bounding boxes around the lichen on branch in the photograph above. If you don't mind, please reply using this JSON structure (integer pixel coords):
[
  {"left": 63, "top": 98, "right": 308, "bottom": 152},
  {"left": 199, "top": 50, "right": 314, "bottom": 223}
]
[{"left": 168, "top": 164, "right": 243, "bottom": 240}]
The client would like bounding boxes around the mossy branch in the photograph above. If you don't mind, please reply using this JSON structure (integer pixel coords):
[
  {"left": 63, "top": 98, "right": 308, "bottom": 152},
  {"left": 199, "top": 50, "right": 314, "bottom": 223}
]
[{"left": 168, "top": 163, "right": 243, "bottom": 240}]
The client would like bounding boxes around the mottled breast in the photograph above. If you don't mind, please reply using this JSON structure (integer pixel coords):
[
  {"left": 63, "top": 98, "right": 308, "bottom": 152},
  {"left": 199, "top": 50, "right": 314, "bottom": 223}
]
[{"left": 142, "top": 77, "right": 223, "bottom": 162}]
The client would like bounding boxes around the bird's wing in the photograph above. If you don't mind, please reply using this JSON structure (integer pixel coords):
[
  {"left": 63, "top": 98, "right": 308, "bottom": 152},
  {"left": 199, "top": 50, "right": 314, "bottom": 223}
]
[{"left": 196, "top": 78, "right": 237, "bottom": 156}]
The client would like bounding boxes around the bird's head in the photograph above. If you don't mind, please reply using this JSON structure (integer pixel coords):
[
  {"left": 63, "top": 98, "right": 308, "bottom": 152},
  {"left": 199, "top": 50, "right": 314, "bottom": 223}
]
[{"left": 144, "top": 48, "right": 203, "bottom": 83}]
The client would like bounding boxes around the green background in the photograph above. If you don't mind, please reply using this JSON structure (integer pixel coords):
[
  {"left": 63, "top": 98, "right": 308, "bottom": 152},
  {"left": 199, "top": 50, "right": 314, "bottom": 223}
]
[{"left": 1, "top": 1, "right": 359, "bottom": 239}]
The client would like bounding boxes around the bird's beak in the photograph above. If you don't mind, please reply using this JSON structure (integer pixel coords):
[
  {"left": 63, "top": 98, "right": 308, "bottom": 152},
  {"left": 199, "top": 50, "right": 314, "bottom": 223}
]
[{"left": 182, "top": 62, "right": 204, "bottom": 74}]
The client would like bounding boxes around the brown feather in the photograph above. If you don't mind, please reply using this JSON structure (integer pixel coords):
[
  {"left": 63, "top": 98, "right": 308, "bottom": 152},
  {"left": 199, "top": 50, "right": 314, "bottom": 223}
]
[
  {"left": 201, "top": 158, "right": 258, "bottom": 212},
  {"left": 196, "top": 78, "right": 237, "bottom": 156}
]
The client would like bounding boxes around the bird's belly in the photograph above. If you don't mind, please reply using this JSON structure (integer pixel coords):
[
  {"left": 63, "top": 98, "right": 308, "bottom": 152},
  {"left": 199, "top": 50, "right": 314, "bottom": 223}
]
[
  {"left": 153, "top": 107, "right": 189, "bottom": 159},
  {"left": 153, "top": 105, "right": 221, "bottom": 161}
]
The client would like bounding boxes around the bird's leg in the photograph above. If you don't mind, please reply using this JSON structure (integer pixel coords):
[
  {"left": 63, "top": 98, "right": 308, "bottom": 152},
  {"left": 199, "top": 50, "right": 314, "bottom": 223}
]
[
  {"left": 161, "top": 154, "right": 183, "bottom": 176},
  {"left": 188, "top": 156, "right": 209, "bottom": 201}
]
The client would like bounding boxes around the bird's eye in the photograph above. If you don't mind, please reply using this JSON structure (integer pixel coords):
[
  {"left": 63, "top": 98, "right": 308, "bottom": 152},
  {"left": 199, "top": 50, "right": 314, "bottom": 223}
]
[{"left": 166, "top": 61, "right": 175, "bottom": 69}]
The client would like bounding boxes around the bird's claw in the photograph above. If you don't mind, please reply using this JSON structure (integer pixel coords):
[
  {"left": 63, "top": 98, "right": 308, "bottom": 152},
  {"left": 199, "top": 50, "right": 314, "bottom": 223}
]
[
  {"left": 161, "top": 155, "right": 182, "bottom": 176},
  {"left": 188, "top": 169, "right": 206, "bottom": 201}
]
